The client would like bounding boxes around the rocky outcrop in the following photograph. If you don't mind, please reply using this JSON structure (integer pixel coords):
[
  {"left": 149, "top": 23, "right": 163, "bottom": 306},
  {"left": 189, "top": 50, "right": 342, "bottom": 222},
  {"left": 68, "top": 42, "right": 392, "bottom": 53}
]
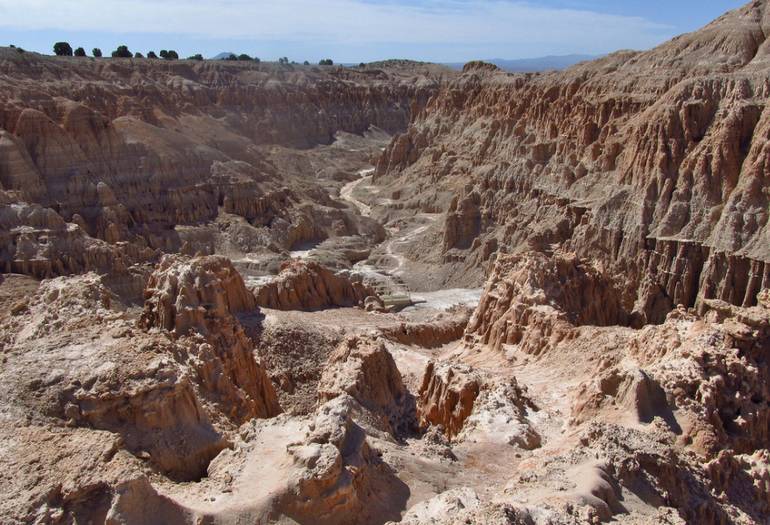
[
  {"left": 140, "top": 254, "right": 256, "bottom": 335},
  {"left": 417, "top": 362, "right": 481, "bottom": 438},
  {"left": 466, "top": 251, "right": 628, "bottom": 352},
  {"left": 140, "top": 255, "right": 280, "bottom": 422},
  {"left": 374, "top": 1, "right": 770, "bottom": 320},
  {"left": 318, "top": 336, "right": 414, "bottom": 435},
  {"left": 457, "top": 378, "right": 540, "bottom": 449},
  {"left": 253, "top": 260, "right": 375, "bottom": 311},
  {"left": 280, "top": 395, "right": 408, "bottom": 524},
  {"left": 417, "top": 361, "right": 538, "bottom": 446},
  {"left": 379, "top": 306, "right": 471, "bottom": 348}
]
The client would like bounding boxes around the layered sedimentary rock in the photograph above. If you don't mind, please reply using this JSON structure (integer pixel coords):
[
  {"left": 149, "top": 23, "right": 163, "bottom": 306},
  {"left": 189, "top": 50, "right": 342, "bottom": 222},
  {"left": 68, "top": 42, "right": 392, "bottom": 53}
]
[
  {"left": 0, "top": 51, "right": 443, "bottom": 277},
  {"left": 466, "top": 251, "right": 627, "bottom": 352},
  {"left": 375, "top": 1, "right": 770, "bottom": 321},
  {"left": 140, "top": 254, "right": 280, "bottom": 421},
  {"left": 253, "top": 260, "right": 375, "bottom": 310}
]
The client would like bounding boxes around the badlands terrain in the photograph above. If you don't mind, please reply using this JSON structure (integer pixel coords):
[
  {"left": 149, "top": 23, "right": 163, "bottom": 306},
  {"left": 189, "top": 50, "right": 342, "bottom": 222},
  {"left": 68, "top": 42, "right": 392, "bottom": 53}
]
[{"left": 2, "top": 1, "right": 770, "bottom": 524}]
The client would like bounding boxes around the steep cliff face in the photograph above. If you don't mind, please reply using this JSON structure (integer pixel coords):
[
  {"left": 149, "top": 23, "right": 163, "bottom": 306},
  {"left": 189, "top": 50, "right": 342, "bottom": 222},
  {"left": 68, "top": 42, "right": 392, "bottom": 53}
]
[
  {"left": 376, "top": 0, "right": 770, "bottom": 321},
  {"left": 0, "top": 52, "right": 444, "bottom": 277}
]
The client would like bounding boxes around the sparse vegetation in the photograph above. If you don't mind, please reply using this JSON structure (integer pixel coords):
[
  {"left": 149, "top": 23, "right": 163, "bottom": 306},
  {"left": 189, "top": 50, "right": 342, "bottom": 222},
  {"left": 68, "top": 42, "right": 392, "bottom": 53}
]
[
  {"left": 134, "top": 52, "right": 144, "bottom": 59},
  {"left": 223, "top": 53, "right": 238, "bottom": 61},
  {"left": 278, "top": 57, "right": 289, "bottom": 65},
  {"left": 303, "top": 60, "right": 310, "bottom": 66},
  {"left": 92, "top": 48, "right": 102, "bottom": 58},
  {"left": 53, "top": 42, "right": 73, "bottom": 56},
  {"left": 111, "top": 45, "right": 132, "bottom": 58},
  {"left": 74, "top": 47, "right": 86, "bottom": 57},
  {"left": 159, "top": 50, "right": 178, "bottom": 60},
  {"left": 238, "top": 53, "right": 252, "bottom": 61},
  {"left": 147, "top": 51, "right": 158, "bottom": 59},
  {"left": 188, "top": 54, "right": 204, "bottom": 61},
  {"left": 319, "top": 59, "right": 334, "bottom": 66}
]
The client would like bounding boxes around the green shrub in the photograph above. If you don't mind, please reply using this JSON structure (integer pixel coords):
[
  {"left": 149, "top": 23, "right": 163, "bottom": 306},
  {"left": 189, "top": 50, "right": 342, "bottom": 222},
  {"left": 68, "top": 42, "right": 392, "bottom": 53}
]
[
  {"left": 92, "top": 48, "right": 102, "bottom": 58},
  {"left": 134, "top": 52, "right": 144, "bottom": 58},
  {"left": 147, "top": 51, "right": 158, "bottom": 59},
  {"left": 74, "top": 47, "right": 86, "bottom": 57},
  {"left": 238, "top": 53, "right": 252, "bottom": 61},
  {"left": 319, "top": 59, "right": 333, "bottom": 66},
  {"left": 111, "top": 45, "right": 132, "bottom": 58},
  {"left": 53, "top": 42, "right": 73, "bottom": 56},
  {"left": 188, "top": 54, "right": 204, "bottom": 61}
]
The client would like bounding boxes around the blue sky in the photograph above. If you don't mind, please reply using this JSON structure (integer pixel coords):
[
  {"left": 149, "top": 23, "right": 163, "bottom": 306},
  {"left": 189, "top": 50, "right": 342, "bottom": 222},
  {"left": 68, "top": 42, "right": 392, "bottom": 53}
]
[{"left": 0, "top": 1, "right": 744, "bottom": 63}]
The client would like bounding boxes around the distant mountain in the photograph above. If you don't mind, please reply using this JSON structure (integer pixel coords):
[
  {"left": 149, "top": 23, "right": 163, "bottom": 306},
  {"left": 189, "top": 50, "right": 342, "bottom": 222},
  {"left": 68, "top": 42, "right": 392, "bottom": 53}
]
[
  {"left": 445, "top": 54, "right": 600, "bottom": 73},
  {"left": 211, "top": 52, "right": 237, "bottom": 60}
]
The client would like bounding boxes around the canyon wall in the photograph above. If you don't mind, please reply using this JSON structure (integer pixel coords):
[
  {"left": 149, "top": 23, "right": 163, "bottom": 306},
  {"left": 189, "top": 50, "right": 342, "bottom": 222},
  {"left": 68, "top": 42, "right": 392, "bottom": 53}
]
[
  {"left": 376, "top": 1, "right": 770, "bottom": 322},
  {"left": 0, "top": 51, "right": 444, "bottom": 277}
]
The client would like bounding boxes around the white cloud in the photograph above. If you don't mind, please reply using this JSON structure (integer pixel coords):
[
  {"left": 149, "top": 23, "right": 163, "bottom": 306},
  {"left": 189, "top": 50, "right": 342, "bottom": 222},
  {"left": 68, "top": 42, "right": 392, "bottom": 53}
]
[{"left": 0, "top": 0, "right": 672, "bottom": 57}]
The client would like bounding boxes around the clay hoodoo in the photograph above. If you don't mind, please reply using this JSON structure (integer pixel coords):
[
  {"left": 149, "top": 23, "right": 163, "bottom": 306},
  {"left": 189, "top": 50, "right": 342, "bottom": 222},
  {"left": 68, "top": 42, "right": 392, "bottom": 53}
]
[{"left": 140, "top": 254, "right": 281, "bottom": 421}]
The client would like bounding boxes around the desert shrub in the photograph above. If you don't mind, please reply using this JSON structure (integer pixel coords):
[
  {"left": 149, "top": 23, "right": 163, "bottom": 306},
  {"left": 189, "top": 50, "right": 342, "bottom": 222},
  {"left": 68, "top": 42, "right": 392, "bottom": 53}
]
[
  {"left": 74, "top": 47, "right": 86, "bottom": 57},
  {"left": 92, "top": 48, "right": 102, "bottom": 57},
  {"left": 53, "top": 42, "right": 73, "bottom": 56},
  {"left": 111, "top": 45, "right": 132, "bottom": 58}
]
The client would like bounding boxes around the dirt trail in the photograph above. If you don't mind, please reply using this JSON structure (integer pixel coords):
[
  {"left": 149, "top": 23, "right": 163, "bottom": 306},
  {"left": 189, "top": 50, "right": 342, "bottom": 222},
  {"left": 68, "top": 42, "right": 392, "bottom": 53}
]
[
  {"left": 340, "top": 168, "right": 375, "bottom": 217},
  {"left": 340, "top": 170, "right": 483, "bottom": 311}
]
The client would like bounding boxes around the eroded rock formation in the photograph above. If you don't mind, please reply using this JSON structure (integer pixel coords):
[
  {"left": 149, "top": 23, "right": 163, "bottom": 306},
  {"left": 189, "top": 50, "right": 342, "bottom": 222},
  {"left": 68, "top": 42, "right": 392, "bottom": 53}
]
[
  {"left": 253, "top": 260, "right": 375, "bottom": 311},
  {"left": 140, "top": 254, "right": 280, "bottom": 421},
  {"left": 417, "top": 362, "right": 481, "bottom": 438},
  {"left": 0, "top": 52, "right": 442, "bottom": 279},
  {"left": 375, "top": 0, "right": 770, "bottom": 322},
  {"left": 466, "top": 251, "right": 627, "bottom": 352},
  {"left": 318, "top": 336, "right": 415, "bottom": 435}
]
